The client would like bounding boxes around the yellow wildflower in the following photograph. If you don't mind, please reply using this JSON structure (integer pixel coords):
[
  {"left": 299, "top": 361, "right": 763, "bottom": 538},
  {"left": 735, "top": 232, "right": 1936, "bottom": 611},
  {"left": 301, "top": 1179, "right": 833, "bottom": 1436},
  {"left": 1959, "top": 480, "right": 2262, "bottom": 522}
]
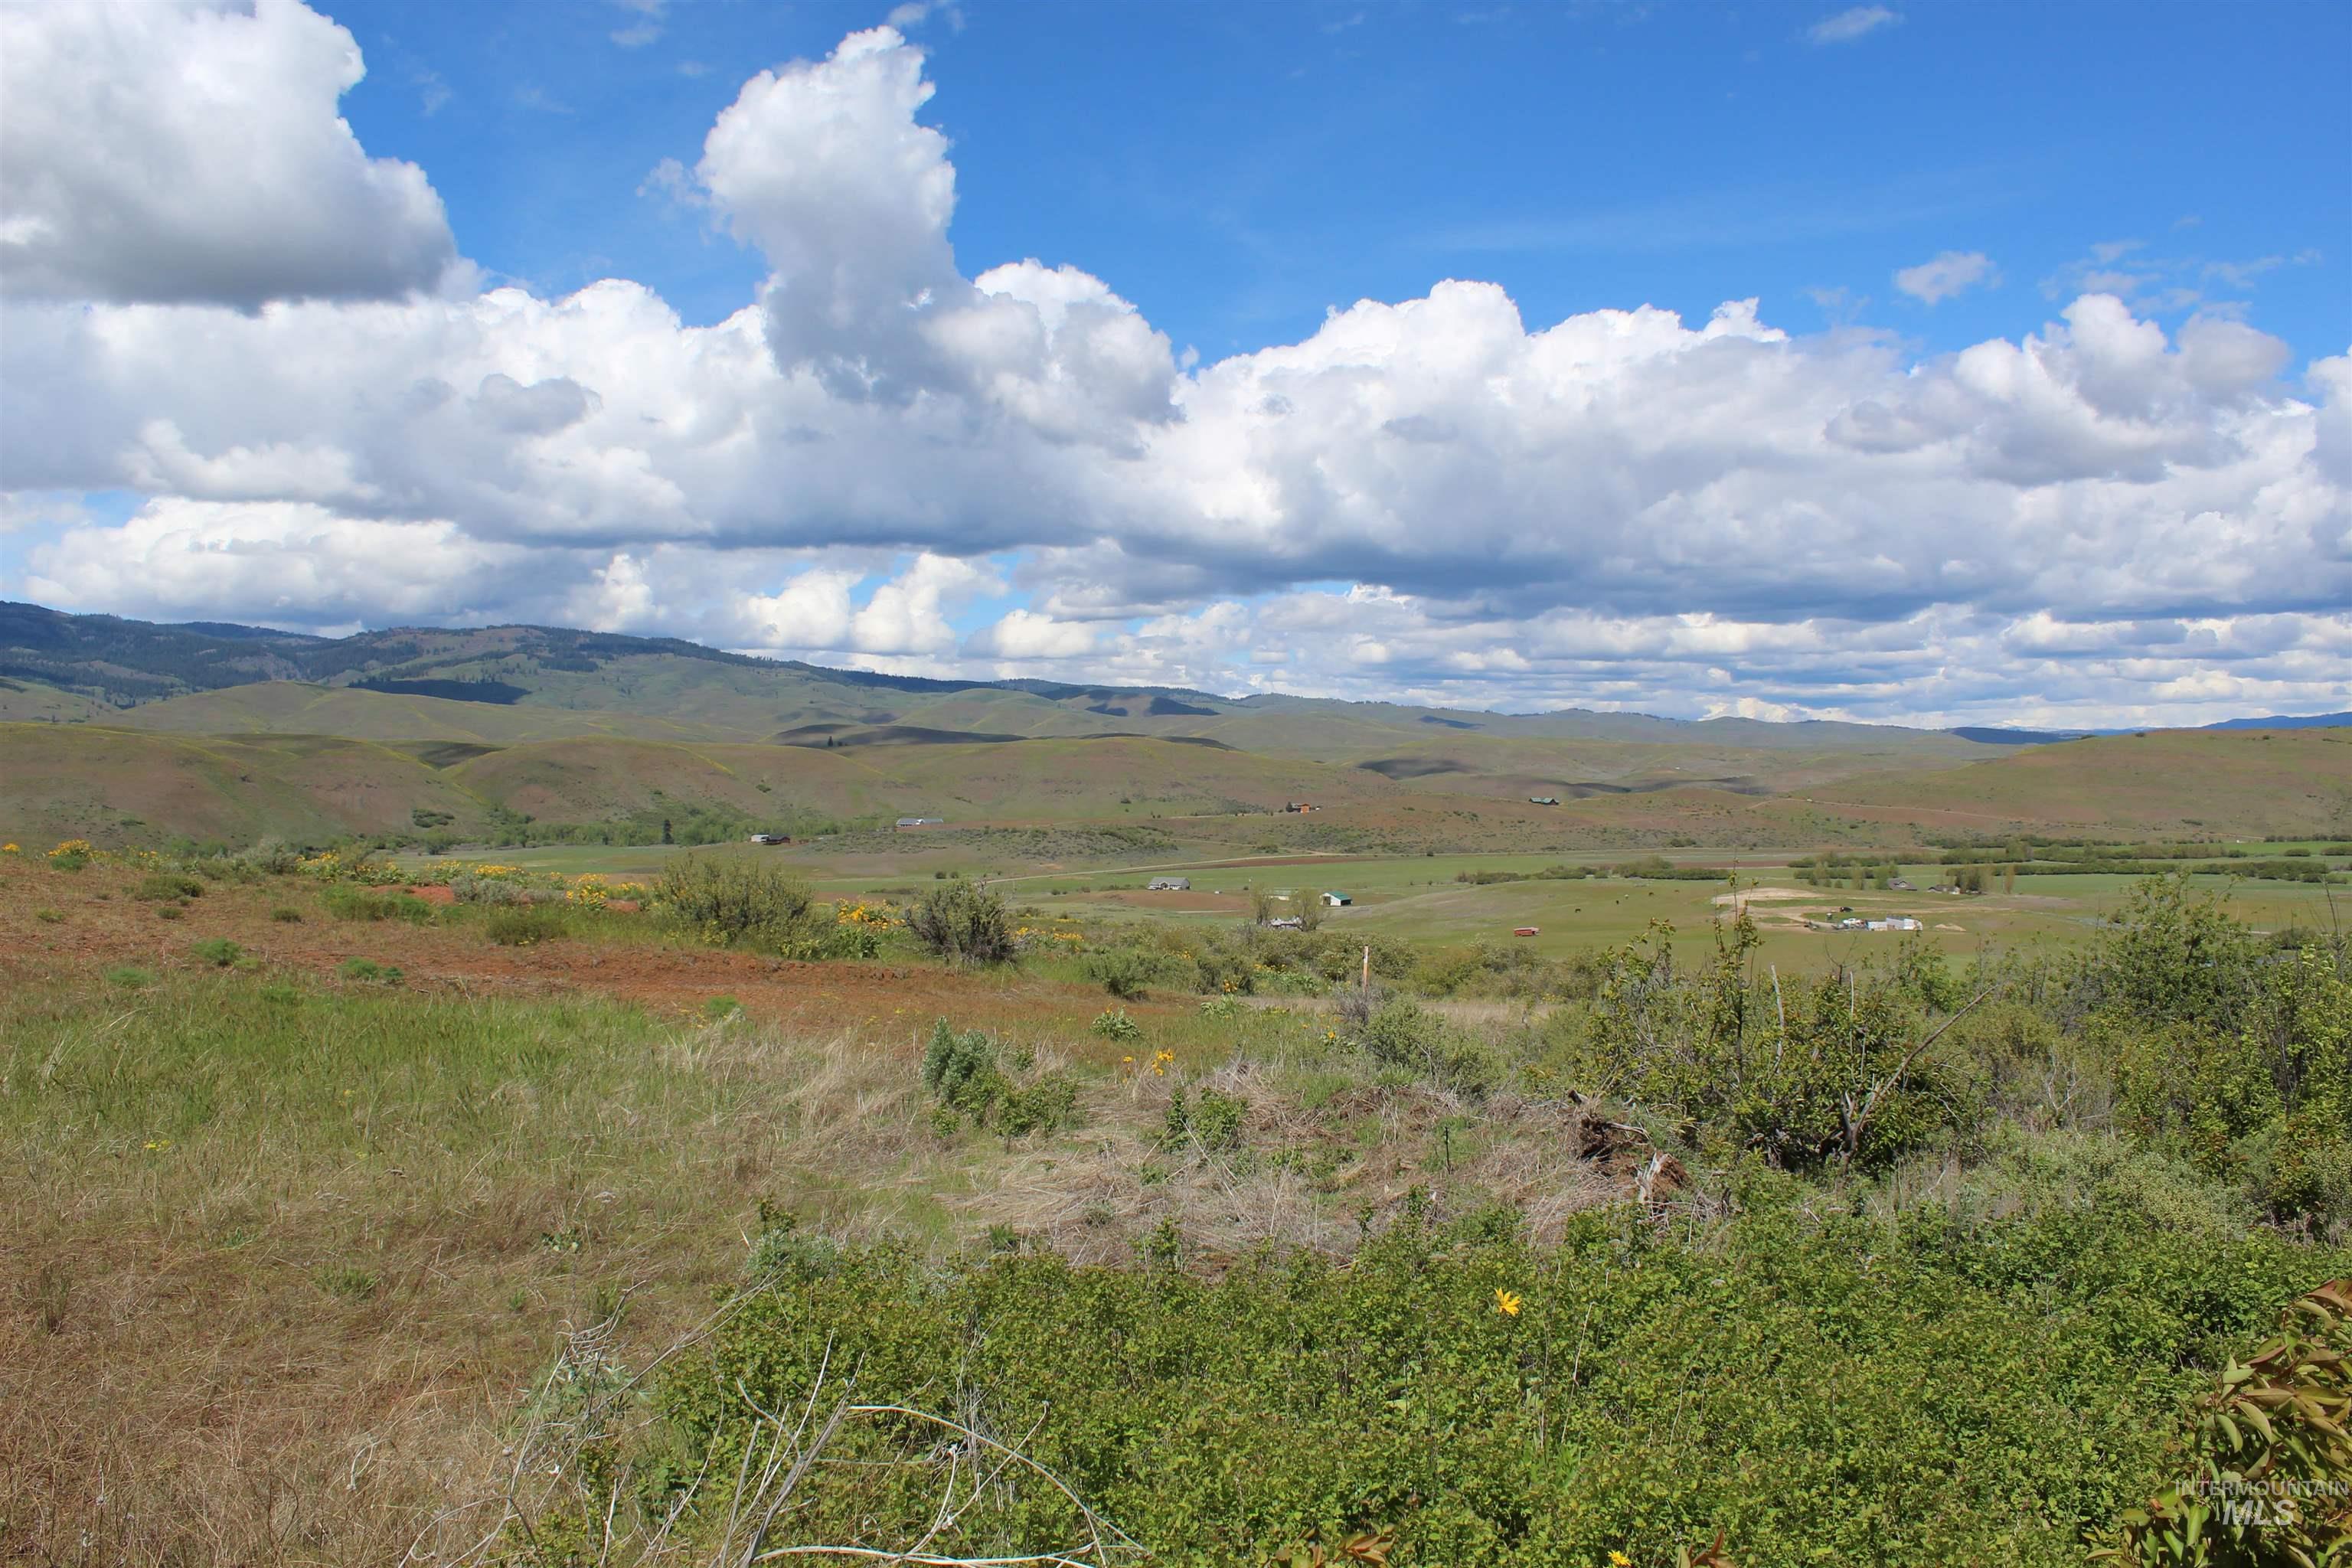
[
  {"left": 1494, "top": 1289, "right": 1522, "bottom": 1317},
  {"left": 1610, "top": 1554, "right": 1632, "bottom": 1567}
]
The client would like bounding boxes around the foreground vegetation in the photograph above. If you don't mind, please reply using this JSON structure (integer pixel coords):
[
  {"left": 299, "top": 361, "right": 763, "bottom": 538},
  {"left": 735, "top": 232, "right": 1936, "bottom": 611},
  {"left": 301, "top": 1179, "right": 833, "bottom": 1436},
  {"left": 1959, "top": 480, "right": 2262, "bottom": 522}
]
[{"left": 2, "top": 843, "right": 2347, "bottom": 1565}]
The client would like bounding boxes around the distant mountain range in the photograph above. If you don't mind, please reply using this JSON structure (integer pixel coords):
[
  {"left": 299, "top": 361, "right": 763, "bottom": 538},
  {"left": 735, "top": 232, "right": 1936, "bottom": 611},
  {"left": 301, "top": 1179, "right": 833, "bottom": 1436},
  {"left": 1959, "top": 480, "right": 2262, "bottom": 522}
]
[
  {"left": 2, "top": 600, "right": 2342, "bottom": 745},
  {"left": 1954, "top": 713, "right": 2350, "bottom": 746}
]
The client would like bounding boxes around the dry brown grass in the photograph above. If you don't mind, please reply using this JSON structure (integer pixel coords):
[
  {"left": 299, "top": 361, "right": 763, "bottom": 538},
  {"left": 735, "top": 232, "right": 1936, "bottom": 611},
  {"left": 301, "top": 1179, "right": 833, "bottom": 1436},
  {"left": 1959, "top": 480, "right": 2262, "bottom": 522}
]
[{"left": 0, "top": 860, "right": 1638, "bottom": 1566}]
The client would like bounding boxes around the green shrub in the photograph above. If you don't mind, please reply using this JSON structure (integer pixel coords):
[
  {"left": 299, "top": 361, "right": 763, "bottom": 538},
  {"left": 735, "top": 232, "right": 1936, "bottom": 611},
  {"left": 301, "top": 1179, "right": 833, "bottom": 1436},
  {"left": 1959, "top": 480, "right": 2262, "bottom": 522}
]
[
  {"left": 448, "top": 871, "right": 538, "bottom": 906},
  {"left": 106, "top": 966, "right": 154, "bottom": 988},
  {"left": 270, "top": 906, "right": 303, "bottom": 923},
  {"left": 652, "top": 855, "right": 819, "bottom": 951},
  {"left": 155, "top": 904, "right": 183, "bottom": 921},
  {"left": 338, "top": 957, "right": 403, "bottom": 985},
  {"left": 33, "top": 908, "right": 62, "bottom": 924},
  {"left": 188, "top": 938, "right": 246, "bottom": 968},
  {"left": 916, "top": 1019, "right": 1078, "bottom": 1137},
  {"left": 1551, "top": 913, "right": 1964, "bottom": 1170},
  {"left": 485, "top": 908, "right": 564, "bottom": 947},
  {"left": 2092, "top": 1277, "right": 2352, "bottom": 1564},
  {"left": 906, "top": 880, "right": 1016, "bottom": 965},
  {"left": 648, "top": 1195, "right": 2346, "bottom": 1566},
  {"left": 323, "top": 886, "right": 436, "bottom": 924},
  {"left": 1177, "top": 1086, "right": 1246, "bottom": 1151},
  {"left": 920, "top": 1019, "right": 1006, "bottom": 1119},
  {"left": 1091, "top": 1008, "right": 1144, "bottom": 1043},
  {"left": 133, "top": 871, "right": 204, "bottom": 901},
  {"left": 1086, "top": 946, "right": 1159, "bottom": 998},
  {"left": 1357, "top": 998, "right": 1498, "bottom": 1096},
  {"left": 2096, "top": 890, "right": 2350, "bottom": 1228},
  {"left": 997, "top": 1075, "right": 1080, "bottom": 1137}
]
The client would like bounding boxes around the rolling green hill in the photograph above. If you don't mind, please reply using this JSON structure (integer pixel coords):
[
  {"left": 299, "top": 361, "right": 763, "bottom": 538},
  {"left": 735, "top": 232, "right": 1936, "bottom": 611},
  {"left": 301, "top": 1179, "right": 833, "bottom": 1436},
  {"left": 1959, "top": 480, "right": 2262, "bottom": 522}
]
[
  {"left": 0, "top": 724, "right": 486, "bottom": 845},
  {"left": 7, "top": 603, "right": 2344, "bottom": 853},
  {"left": 1781, "top": 727, "right": 2352, "bottom": 839}
]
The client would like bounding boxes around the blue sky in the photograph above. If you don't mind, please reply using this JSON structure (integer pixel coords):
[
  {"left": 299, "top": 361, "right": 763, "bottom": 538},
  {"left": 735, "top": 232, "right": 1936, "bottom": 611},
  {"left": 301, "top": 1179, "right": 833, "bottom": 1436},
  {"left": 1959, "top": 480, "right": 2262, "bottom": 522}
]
[
  {"left": 323, "top": 0, "right": 2347, "bottom": 362},
  {"left": 1, "top": 0, "right": 2347, "bottom": 727}
]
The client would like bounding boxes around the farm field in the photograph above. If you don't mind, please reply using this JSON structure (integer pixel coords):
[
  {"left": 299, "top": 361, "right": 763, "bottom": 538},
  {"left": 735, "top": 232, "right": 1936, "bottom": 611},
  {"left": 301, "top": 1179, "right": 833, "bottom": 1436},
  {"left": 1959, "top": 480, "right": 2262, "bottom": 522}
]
[{"left": 406, "top": 841, "right": 2350, "bottom": 969}]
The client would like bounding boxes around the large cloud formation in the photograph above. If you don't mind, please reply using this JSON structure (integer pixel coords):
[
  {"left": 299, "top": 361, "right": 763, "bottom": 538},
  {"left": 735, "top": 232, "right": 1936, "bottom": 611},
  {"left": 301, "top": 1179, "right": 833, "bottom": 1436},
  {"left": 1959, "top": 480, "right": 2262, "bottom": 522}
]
[
  {"left": 2, "top": 9, "right": 2345, "bottom": 726},
  {"left": 0, "top": 0, "right": 458, "bottom": 306}
]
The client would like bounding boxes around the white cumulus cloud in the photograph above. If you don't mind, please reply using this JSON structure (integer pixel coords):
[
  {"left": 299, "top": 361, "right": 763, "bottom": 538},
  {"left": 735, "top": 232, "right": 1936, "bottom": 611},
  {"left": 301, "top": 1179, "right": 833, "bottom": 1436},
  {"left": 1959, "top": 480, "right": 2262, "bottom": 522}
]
[
  {"left": 0, "top": 0, "right": 459, "bottom": 307},
  {"left": 0, "top": 8, "right": 2346, "bottom": 728}
]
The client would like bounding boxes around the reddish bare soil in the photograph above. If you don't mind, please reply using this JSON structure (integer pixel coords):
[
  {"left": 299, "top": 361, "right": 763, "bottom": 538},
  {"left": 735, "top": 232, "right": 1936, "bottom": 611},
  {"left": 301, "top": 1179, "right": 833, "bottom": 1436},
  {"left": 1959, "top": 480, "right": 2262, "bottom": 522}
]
[{"left": 0, "top": 862, "right": 1174, "bottom": 1037}]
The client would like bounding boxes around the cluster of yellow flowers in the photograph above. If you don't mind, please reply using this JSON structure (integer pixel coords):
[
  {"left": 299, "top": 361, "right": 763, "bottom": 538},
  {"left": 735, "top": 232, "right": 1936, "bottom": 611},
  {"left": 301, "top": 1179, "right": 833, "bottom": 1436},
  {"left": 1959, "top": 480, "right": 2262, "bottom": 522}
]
[
  {"left": 834, "top": 900, "right": 897, "bottom": 927},
  {"left": 1149, "top": 1048, "right": 1176, "bottom": 1076},
  {"left": 47, "top": 839, "right": 96, "bottom": 864},
  {"left": 297, "top": 849, "right": 405, "bottom": 885},
  {"left": 2, "top": 842, "right": 21, "bottom": 854},
  {"left": 567, "top": 874, "right": 613, "bottom": 911}
]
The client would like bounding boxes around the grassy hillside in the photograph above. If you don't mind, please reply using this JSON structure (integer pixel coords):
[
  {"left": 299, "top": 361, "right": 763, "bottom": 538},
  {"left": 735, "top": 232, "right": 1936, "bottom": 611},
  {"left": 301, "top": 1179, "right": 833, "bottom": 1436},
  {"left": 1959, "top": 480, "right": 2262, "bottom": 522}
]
[
  {"left": 1787, "top": 727, "right": 2352, "bottom": 838},
  {"left": 11, "top": 601, "right": 2021, "bottom": 767},
  {"left": 0, "top": 724, "right": 485, "bottom": 844},
  {"left": 109, "top": 681, "right": 753, "bottom": 744},
  {"left": 0, "top": 676, "right": 114, "bottom": 725}
]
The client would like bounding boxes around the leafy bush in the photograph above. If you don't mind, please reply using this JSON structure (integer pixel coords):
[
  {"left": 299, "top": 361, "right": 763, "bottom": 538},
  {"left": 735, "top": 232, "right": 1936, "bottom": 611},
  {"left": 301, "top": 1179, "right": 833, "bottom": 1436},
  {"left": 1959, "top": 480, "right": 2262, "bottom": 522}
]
[
  {"left": 234, "top": 838, "right": 302, "bottom": 876},
  {"left": 2093, "top": 1277, "right": 2352, "bottom": 1563},
  {"left": 1163, "top": 1085, "right": 1246, "bottom": 1152},
  {"left": 448, "top": 871, "right": 538, "bottom": 906},
  {"left": 188, "top": 938, "right": 247, "bottom": 968},
  {"left": 1086, "top": 946, "right": 1160, "bottom": 998},
  {"left": 1357, "top": 998, "right": 1498, "bottom": 1096},
  {"left": 906, "top": 880, "right": 1017, "bottom": 965},
  {"left": 997, "top": 1075, "right": 1080, "bottom": 1137},
  {"left": 338, "top": 957, "right": 403, "bottom": 985},
  {"left": 652, "top": 854, "right": 820, "bottom": 951},
  {"left": 270, "top": 906, "right": 302, "bottom": 923},
  {"left": 918, "top": 1019, "right": 1079, "bottom": 1137},
  {"left": 33, "top": 908, "right": 63, "bottom": 924},
  {"left": 2092, "top": 882, "right": 2351, "bottom": 1229},
  {"left": 1091, "top": 1008, "right": 1144, "bottom": 1043},
  {"left": 322, "top": 886, "right": 436, "bottom": 924},
  {"left": 133, "top": 872, "right": 204, "bottom": 901},
  {"left": 485, "top": 908, "right": 565, "bottom": 947},
  {"left": 921, "top": 1019, "right": 1006, "bottom": 1119},
  {"left": 1547, "top": 913, "right": 1968, "bottom": 1171},
  {"left": 646, "top": 1194, "right": 2347, "bottom": 1566}
]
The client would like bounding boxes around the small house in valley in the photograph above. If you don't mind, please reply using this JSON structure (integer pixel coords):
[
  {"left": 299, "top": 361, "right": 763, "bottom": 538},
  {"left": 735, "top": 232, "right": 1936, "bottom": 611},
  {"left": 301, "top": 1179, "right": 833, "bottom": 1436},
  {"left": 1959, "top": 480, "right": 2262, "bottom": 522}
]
[
  {"left": 1320, "top": 890, "right": 1351, "bottom": 906},
  {"left": 1147, "top": 877, "right": 1191, "bottom": 891}
]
